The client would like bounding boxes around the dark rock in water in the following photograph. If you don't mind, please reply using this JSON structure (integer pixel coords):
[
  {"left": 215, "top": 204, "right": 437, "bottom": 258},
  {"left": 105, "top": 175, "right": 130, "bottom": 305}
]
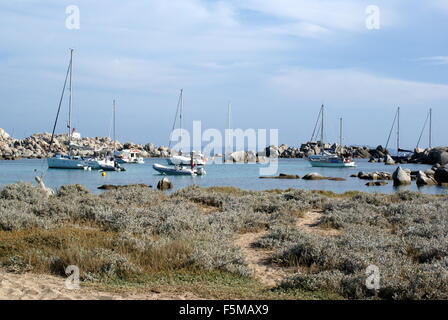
[
  {"left": 302, "top": 172, "right": 325, "bottom": 180},
  {"left": 434, "top": 166, "right": 448, "bottom": 184},
  {"left": 327, "top": 177, "right": 346, "bottom": 181},
  {"left": 416, "top": 171, "right": 437, "bottom": 186},
  {"left": 368, "top": 157, "right": 377, "bottom": 163},
  {"left": 366, "top": 181, "right": 388, "bottom": 186},
  {"left": 98, "top": 184, "right": 151, "bottom": 190},
  {"left": 260, "top": 173, "right": 300, "bottom": 179},
  {"left": 157, "top": 177, "right": 172, "bottom": 190},
  {"left": 392, "top": 167, "right": 411, "bottom": 186},
  {"left": 384, "top": 154, "right": 396, "bottom": 165},
  {"left": 302, "top": 173, "right": 345, "bottom": 181},
  {"left": 350, "top": 174, "right": 357, "bottom": 178}
]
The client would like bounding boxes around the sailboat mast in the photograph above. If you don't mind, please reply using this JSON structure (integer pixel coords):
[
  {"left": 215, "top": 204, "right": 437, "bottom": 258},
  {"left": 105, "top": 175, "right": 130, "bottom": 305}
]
[
  {"left": 397, "top": 106, "right": 400, "bottom": 156},
  {"left": 68, "top": 49, "right": 73, "bottom": 156},
  {"left": 179, "top": 89, "right": 183, "bottom": 154},
  {"left": 429, "top": 108, "right": 432, "bottom": 148},
  {"left": 339, "top": 117, "right": 343, "bottom": 146},
  {"left": 320, "top": 104, "right": 324, "bottom": 146},
  {"left": 227, "top": 101, "right": 231, "bottom": 154},
  {"left": 113, "top": 99, "right": 116, "bottom": 154}
]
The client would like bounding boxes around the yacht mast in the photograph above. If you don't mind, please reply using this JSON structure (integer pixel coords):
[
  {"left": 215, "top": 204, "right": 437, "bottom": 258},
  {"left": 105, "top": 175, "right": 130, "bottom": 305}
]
[
  {"left": 429, "top": 108, "right": 432, "bottom": 148},
  {"left": 68, "top": 49, "right": 73, "bottom": 156},
  {"left": 320, "top": 104, "right": 324, "bottom": 146},
  {"left": 179, "top": 89, "right": 183, "bottom": 154},
  {"left": 113, "top": 99, "right": 116, "bottom": 154},
  {"left": 339, "top": 117, "right": 343, "bottom": 146},
  {"left": 397, "top": 106, "right": 400, "bottom": 156}
]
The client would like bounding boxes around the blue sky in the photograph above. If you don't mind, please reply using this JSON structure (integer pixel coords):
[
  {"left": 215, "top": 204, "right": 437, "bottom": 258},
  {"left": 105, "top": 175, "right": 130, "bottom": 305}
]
[{"left": 0, "top": 0, "right": 447, "bottom": 149}]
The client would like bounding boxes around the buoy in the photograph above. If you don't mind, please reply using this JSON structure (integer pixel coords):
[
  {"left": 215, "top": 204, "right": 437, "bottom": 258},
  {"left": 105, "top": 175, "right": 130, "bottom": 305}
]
[{"left": 101, "top": 172, "right": 106, "bottom": 177}]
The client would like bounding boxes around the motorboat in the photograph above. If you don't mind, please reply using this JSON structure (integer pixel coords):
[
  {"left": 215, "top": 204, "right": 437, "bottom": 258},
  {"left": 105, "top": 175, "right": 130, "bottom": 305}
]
[
  {"left": 309, "top": 153, "right": 355, "bottom": 167},
  {"left": 115, "top": 149, "right": 145, "bottom": 164},
  {"left": 86, "top": 157, "right": 125, "bottom": 171},
  {"left": 166, "top": 152, "right": 206, "bottom": 166},
  {"left": 152, "top": 163, "right": 206, "bottom": 176}
]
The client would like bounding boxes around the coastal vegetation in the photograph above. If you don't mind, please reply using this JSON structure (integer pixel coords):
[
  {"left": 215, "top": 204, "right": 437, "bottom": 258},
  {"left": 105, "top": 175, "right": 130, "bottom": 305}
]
[{"left": 0, "top": 182, "right": 447, "bottom": 299}]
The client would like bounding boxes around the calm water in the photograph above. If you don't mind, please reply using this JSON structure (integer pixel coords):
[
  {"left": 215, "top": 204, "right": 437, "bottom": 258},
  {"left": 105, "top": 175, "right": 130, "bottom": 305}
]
[{"left": 0, "top": 158, "right": 447, "bottom": 195}]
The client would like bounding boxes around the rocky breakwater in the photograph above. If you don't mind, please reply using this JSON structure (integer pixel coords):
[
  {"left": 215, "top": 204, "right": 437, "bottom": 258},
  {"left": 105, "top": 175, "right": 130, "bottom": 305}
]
[
  {"left": 0, "top": 128, "right": 174, "bottom": 160},
  {"left": 266, "top": 142, "right": 389, "bottom": 160},
  {"left": 410, "top": 147, "right": 448, "bottom": 166}
]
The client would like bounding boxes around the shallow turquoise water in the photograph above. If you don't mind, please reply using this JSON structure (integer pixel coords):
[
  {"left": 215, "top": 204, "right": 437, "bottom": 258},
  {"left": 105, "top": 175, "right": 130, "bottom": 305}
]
[{"left": 0, "top": 158, "right": 447, "bottom": 194}]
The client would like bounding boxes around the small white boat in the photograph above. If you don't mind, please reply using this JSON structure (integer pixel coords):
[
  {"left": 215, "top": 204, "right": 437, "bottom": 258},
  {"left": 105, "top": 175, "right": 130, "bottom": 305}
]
[
  {"left": 48, "top": 154, "right": 88, "bottom": 169},
  {"left": 309, "top": 154, "right": 355, "bottom": 167},
  {"left": 166, "top": 153, "right": 206, "bottom": 166},
  {"left": 86, "top": 157, "right": 125, "bottom": 171},
  {"left": 115, "top": 149, "right": 145, "bottom": 164},
  {"left": 153, "top": 163, "right": 206, "bottom": 176}
]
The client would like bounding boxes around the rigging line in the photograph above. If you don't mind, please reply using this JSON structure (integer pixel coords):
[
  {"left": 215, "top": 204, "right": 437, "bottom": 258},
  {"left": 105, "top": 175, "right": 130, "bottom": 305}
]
[
  {"left": 416, "top": 110, "right": 431, "bottom": 149},
  {"left": 385, "top": 107, "right": 399, "bottom": 151},
  {"left": 168, "top": 91, "right": 182, "bottom": 149},
  {"left": 48, "top": 58, "right": 72, "bottom": 153},
  {"left": 310, "top": 107, "right": 322, "bottom": 142}
]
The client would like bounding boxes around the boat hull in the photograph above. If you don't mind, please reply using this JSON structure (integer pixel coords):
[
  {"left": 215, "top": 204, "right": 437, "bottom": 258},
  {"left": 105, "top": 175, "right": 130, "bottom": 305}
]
[
  {"left": 153, "top": 163, "right": 195, "bottom": 175},
  {"left": 310, "top": 161, "right": 356, "bottom": 168},
  {"left": 167, "top": 155, "right": 205, "bottom": 166},
  {"left": 48, "top": 157, "right": 87, "bottom": 169}
]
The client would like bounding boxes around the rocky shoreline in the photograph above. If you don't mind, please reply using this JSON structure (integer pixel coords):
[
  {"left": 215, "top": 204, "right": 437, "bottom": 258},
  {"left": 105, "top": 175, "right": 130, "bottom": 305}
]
[{"left": 1, "top": 128, "right": 447, "bottom": 166}]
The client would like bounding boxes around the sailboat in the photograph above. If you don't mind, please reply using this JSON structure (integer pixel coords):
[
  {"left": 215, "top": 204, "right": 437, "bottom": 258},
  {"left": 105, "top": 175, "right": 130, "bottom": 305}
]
[
  {"left": 48, "top": 49, "right": 89, "bottom": 169},
  {"left": 307, "top": 105, "right": 355, "bottom": 167},
  {"left": 385, "top": 107, "right": 413, "bottom": 163},
  {"left": 165, "top": 89, "right": 206, "bottom": 166},
  {"left": 416, "top": 108, "right": 432, "bottom": 150}
]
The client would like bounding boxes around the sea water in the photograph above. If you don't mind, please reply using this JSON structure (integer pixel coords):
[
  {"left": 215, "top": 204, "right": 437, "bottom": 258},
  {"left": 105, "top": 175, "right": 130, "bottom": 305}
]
[{"left": 0, "top": 158, "right": 447, "bottom": 195}]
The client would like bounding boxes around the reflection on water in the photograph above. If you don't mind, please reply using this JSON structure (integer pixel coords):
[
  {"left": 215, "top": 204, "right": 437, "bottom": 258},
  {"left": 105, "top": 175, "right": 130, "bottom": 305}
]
[{"left": 0, "top": 158, "right": 447, "bottom": 195}]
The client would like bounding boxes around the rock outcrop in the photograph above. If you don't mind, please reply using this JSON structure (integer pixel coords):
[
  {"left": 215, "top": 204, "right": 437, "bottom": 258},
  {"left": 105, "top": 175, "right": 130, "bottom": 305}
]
[
  {"left": 157, "top": 177, "right": 172, "bottom": 190},
  {"left": 392, "top": 167, "right": 411, "bottom": 186},
  {"left": 416, "top": 171, "right": 437, "bottom": 186},
  {"left": 434, "top": 165, "right": 448, "bottom": 185}
]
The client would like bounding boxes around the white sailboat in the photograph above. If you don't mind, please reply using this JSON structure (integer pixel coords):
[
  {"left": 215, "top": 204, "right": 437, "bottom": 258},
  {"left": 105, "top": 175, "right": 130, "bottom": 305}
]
[
  {"left": 165, "top": 89, "right": 207, "bottom": 166},
  {"left": 308, "top": 105, "right": 355, "bottom": 168},
  {"left": 85, "top": 99, "right": 125, "bottom": 171},
  {"left": 48, "top": 49, "right": 88, "bottom": 169}
]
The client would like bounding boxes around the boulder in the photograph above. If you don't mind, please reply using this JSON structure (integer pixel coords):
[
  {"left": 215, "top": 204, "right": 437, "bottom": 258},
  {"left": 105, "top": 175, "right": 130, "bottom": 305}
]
[
  {"left": 434, "top": 166, "right": 448, "bottom": 184},
  {"left": 429, "top": 148, "right": 448, "bottom": 166},
  {"left": 229, "top": 151, "right": 246, "bottom": 163},
  {"left": 260, "top": 173, "right": 300, "bottom": 179},
  {"left": 392, "top": 167, "right": 411, "bottom": 186},
  {"left": 366, "top": 181, "right": 388, "bottom": 186},
  {"left": 416, "top": 171, "right": 437, "bottom": 186},
  {"left": 246, "top": 151, "right": 257, "bottom": 163},
  {"left": 384, "top": 154, "right": 395, "bottom": 165},
  {"left": 98, "top": 184, "right": 151, "bottom": 190},
  {"left": 302, "top": 172, "right": 325, "bottom": 180},
  {"left": 265, "top": 145, "right": 279, "bottom": 158},
  {"left": 0, "top": 128, "right": 10, "bottom": 140},
  {"left": 157, "top": 177, "right": 172, "bottom": 190}
]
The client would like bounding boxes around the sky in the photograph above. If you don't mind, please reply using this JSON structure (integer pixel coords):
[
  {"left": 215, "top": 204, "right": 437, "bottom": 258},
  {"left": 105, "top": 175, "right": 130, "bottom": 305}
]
[{"left": 0, "top": 0, "right": 447, "bottom": 150}]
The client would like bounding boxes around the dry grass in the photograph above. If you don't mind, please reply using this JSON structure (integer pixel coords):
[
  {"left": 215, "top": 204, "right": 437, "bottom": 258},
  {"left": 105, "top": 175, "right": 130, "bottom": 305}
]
[{"left": 0, "top": 182, "right": 447, "bottom": 299}]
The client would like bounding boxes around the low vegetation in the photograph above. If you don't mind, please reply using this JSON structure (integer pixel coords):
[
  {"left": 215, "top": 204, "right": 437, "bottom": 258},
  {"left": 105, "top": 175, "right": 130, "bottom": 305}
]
[{"left": 0, "top": 182, "right": 447, "bottom": 299}]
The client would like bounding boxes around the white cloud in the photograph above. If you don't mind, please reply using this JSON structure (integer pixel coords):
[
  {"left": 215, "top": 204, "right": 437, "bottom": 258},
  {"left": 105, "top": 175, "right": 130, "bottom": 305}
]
[
  {"left": 271, "top": 68, "right": 448, "bottom": 105},
  {"left": 417, "top": 56, "right": 448, "bottom": 65}
]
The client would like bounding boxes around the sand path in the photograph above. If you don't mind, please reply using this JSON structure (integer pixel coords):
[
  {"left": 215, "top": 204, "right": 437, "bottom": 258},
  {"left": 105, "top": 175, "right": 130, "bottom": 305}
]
[
  {"left": 0, "top": 270, "right": 200, "bottom": 300},
  {"left": 233, "top": 210, "right": 340, "bottom": 287}
]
